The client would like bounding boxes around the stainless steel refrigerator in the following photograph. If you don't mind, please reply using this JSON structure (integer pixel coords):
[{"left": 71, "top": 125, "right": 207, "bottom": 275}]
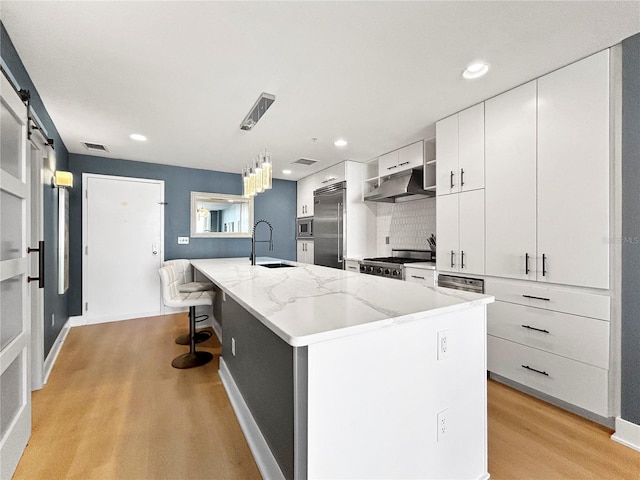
[{"left": 313, "top": 181, "right": 346, "bottom": 269}]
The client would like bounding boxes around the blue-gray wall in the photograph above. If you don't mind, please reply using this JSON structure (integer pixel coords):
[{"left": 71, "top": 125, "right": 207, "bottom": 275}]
[
  {"left": 68, "top": 153, "right": 296, "bottom": 316},
  {"left": 621, "top": 33, "right": 640, "bottom": 426},
  {"left": 1, "top": 22, "right": 70, "bottom": 357}
]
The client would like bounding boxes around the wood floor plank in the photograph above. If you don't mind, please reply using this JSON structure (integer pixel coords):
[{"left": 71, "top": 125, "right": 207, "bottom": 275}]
[{"left": 13, "top": 314, "right": 640, "bottom": 479}]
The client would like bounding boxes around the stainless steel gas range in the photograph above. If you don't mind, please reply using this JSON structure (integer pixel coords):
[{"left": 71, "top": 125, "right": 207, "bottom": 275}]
[{"left": 359, "top": 249, "right": 435, "bottom": 280}]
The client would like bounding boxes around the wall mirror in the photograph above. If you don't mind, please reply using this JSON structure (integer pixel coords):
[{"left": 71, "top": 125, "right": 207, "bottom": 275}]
[{"left": 190, "top": 191, "right": 254, "bottom": 238}]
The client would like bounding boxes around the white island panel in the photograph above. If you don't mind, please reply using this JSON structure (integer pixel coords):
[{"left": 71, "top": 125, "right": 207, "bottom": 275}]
[{"left": 306, "top": 304, "right": 488, "bottom": 480}]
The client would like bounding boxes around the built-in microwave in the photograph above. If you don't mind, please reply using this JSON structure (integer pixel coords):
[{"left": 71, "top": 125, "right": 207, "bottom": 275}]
[{"left": 296, "top": 217, "right": 313, "bottom": 239}]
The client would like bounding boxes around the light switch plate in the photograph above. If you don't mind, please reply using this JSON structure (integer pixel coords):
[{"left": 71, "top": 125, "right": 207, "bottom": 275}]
[{"left": 178, "top": 236, "right": 189, "bottom": 245}]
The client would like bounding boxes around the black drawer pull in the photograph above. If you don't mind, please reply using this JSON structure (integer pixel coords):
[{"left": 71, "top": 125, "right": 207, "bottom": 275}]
[
  {"left": 521, "top": 324, "right": 550, "bottom": 334},
  {"left": 411, "top": 275, "right": 425, "bottom": 280},
  {"left": 521, "top": 365, "right": 549, "bottom": 376},
  {"left": 522, "top": 294, "right": 551, "bottom": 301}
]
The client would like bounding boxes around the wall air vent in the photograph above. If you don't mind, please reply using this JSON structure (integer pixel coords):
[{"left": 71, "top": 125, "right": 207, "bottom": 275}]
[
  {"left": 81, "top": 141, "right": 109, "bottom": 152},
  {"left": 292, "top": 158, "right": 318, "bottom": 166}
]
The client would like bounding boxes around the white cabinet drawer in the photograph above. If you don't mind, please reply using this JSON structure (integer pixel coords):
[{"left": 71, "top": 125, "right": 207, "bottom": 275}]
[
  {"left": 345, "top": 260, "right": 360, "bottom": 273},
  {"left": 488, "top": 336, "right": 608, "bottom": 417},
  {"left": 488, "top": 301, "right": 609, "bottom": 368},
  {"left": 484, "top": 278, "right": 610, "bottom": 321},
  {"left": 404, "top": 267, "right": 435, "bottom": 286}
]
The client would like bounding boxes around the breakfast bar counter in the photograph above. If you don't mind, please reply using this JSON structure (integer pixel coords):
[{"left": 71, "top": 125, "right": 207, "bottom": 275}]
[{"left": 191, "top": 258, "right": 493, "bottom": 480}]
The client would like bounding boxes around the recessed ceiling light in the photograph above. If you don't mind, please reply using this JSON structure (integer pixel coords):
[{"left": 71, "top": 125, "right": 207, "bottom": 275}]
[
  {"left": 462, "top": 63, "right": 489, "bottom": 79},
  {"left": 282, "top": 169, "right": 292, "bottom": 175},
  {"left": 334, "top": 139, "right": 348, "bottom": 147},
  {"left": 129, "top": 133, "right": 147, "bottom": 141}
]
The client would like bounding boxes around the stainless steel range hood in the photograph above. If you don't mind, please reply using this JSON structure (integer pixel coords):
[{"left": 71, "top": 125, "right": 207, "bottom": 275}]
[{"left": 364, "top": 169, "right": 434, "bottom": 203}]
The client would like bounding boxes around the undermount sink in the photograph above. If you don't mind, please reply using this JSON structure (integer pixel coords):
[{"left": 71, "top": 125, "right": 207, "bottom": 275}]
[{"left": 259, "top": 263, "right": 296, "bottom": 269}]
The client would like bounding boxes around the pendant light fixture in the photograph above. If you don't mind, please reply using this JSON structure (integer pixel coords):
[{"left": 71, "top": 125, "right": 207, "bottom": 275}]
[{"left": 242, "top": 149, "right": 273, "bottom": 196}]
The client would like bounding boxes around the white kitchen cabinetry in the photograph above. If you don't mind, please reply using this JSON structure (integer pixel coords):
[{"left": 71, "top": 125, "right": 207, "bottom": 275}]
[
  {"left": 485, "top": 81, "right": 537, "bottom": 281},
  {"left": 485, "top": 51, "right": 610, "bottom": 290},
  {"left": 486, "top": 278, "right": 611, "bottom": 417},
  {"left": 436, "top": 103, "right": 484, "bottom": 196},
  {"left": 378, "top": 151, "right": 399, "bottom": 176},
  {"left": 297, "top": 174, "right": 315, "bottom": 217},
  {"left": 536, "top": 50, "right": 610, "bottom": 289},
  {"left": 297, "top": 240, "right": 314, "bottom": 264},
  {"left": 376, "top": 141, "right": 425, "bottom": 177},
  {"left": 436, "top": 189, "right": 484, "bottom": 275},
  {"left": 344, "top": 259, "right": 360, "bottom": 273},
  {"left": 404, "top": 267, "right": 435, "bottom": 286},
  {"left": 316, "top": 162, "right": 346, "bottom": 189}
]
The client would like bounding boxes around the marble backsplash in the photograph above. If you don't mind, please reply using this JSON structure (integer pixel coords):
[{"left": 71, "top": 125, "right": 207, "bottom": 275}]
[{"left": 376, "top": 197, "right": 436, "bottom": 256}]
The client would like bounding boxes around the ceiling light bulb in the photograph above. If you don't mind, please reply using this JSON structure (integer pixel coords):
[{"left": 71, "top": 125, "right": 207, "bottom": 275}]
[
  {"left": 282, "top": 169, "right": 292, "bottom": 175},
  {"left": 334, "top": 139, "right": 347, "bottom": 147},
  {"left": 130, "top": 133, "right": 147, "bottom": 141},
  {"left": 463, "top": 63, "right": 489, "bottom": 79}
]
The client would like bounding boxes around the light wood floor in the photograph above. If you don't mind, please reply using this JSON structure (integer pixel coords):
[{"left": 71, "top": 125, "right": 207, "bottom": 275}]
[{"left": 14, "top": 314, "right": 640, "bottom": 479}]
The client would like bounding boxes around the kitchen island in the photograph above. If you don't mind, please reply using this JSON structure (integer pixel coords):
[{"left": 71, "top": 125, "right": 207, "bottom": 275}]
[{"left": 191, "top": 258, "right": 493, "bottom": 480}]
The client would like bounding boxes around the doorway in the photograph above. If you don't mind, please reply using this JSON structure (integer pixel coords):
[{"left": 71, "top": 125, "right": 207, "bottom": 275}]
[{"left": 82, "top": 174, "right": 164, "bottom": 324}]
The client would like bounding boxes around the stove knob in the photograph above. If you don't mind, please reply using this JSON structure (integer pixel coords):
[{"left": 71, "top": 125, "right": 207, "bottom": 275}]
[
  {"left": 376, "top": 267, "right": 383, "bottom": 274},
  {"left": 359, "top": 264, "right": 365, "bottom": 272},
  {"left": 367, "top": 266, "right": 374, "bottom": 273},
  {"left": 392, "top": 269, "right": 400, "bottom": 276},
  {"left": 384, "top": 269, "right": 390, "bottom": 275}
]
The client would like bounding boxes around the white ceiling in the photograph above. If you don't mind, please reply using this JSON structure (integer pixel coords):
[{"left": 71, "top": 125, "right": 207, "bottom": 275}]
[{"left": 2, "top": 1, "right": 639, "bottom": 181}]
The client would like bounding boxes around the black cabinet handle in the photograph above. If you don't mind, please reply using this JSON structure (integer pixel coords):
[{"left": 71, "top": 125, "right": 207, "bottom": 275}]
[
  {"left": 450, "top": 250, "right": 455, "bottom": 268},
  {"left": 450, "top": 170, "right": 454, "bottom": 189},
  {"left": 399, "top": 161, "right": 410, "bottom": 167},
  {"left": 461, "top": 250, "right": 465, "bottom": 269},
  {"left": 460, "top": 168, "right": 465, "bottom": 187},
  {"left": 27, "top": 240, "right": 45, "bottom": 289},
  {"left": 411, "top": 275, "right": 425, "bottom": 280},
  {"left": 542, "top": 253, "right": 547, "bottom": 276},
  {"left": 387, "top": 165, "right": 398, "bottom": 170},
  {"left": 521, "top": 324, "right": 550, "bottom": 334},
  {"left": 521, "top": 365, "right": 549, "bottom": 376},
  {"left": 522, "top": 294, "right": 551, "bottom": 302},
  {"left": 525, "top": 253, "right": 530, "bottom": 274}
]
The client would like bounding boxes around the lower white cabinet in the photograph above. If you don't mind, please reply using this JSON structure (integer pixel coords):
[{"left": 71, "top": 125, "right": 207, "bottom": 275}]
[
  {"left": 404, "top": 267, "right": 436, "bottom": 286},
  {"left": 297, "top": 241, "right": 314, "bottom": 264},
  {"left": 486, "top": 278, "right": 611, "bottom": 418},
  {"left": 344, "top": 259, "right": 360, "bottom": 273},
  {"left": 488, "top": 336, "right": 609, "bottom": 417}
]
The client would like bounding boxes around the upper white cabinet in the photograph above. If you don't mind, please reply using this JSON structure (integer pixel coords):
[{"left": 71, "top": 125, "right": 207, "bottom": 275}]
[
  {"left": 485, "top": 51, "right": 610, "bottom": 289},
  {"left": 316, "top": 163, "right": 346, "bottom": 189},
  {"left": 377, "top": 141, "right": 424, "bottom": 177},
  {"left": 436, "top": 189, "right": 485, "bottom": 275},
  {"left": 436, "top": 103, "right": 484, "bottom": 196},
  {"left": 536, "top": 50, "right": 610, "bottom": 289},
  {"left": 485, "top": 81, "right": 538, "bottom": 280},
  {"left": 378, "top": 151, "right": 399, "bottom": 176},
  {"left": 297, "top": 174, "right": 315, "bottom": 217}
]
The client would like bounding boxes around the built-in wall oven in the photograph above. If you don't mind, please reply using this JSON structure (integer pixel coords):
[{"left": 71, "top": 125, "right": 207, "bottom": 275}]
[
  {"left": 296, "top": 217, "right": 313, "bottom": 239},
  {"left": 437, "top": 274, "right": 485, "bottom": 294}
]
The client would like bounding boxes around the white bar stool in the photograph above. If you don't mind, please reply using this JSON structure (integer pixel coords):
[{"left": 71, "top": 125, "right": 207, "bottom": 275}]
[{"left": 159, "top": 265, "right": 215, "bottom": 369}]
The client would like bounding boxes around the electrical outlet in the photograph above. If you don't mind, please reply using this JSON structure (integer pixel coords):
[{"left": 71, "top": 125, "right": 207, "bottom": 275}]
[
  {"left": 178, "top": 236, "right": 189, "bottom": 245},
  {"left": 437, "top": 409, "right": 449, "bottom": 442},
  {"left": 231, "top": 337, "right": 236, "bottom": 356},
  {"left": 437, "top": 330, "right": 449, "bottom": 360},
  {"left": 385, "top": 236, "right": 390, "bottom": 245}
]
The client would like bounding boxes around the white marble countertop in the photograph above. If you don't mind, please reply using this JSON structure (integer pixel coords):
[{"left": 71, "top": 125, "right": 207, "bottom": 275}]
[{"left": 191, "top": 257, "right": 493, "bottom": 347}]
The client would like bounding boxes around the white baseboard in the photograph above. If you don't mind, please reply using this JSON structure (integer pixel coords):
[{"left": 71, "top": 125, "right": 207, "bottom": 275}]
[
  {"left": 69, "top": 310, "right": 163, "bottom": 327},
  {"left": 43, "top": 318, "right": 71, "bottom": 384},
  {"left": 611, "top": 416, "right": 640, "bottom": 452},
  {"left": 219, "top": 358, "right": 284, "bottom": 480}
]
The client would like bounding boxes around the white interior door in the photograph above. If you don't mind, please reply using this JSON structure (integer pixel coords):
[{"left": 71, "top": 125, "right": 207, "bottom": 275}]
[
  {"left": 28, "top": 122, "right": 46, "bottom": 391},
  {"left": 0, "top": 74, "right": 32, "bottom": 479},
  {"left": 83, "top": 174, "right": 163, "bottom": 324}
]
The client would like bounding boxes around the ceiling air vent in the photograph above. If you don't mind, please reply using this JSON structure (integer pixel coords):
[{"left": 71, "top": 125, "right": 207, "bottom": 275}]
[
  {"left": 292, "top": 158, "right": 318, "bottom": 166},
  {"left": 81, "top": 141, "right": 109, "bottom": 152}
]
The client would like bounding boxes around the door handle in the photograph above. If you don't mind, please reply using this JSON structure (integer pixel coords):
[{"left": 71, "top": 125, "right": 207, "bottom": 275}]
[
  {"left": 337, "top": 203, "right": 343, "bottom": 262},
  {"left": 525, "top": 253, "right": 530, "bottom": 274},
  {"left": 542, "top": 253, "right": 547, "bottom": 276},
  {"left": 450, "top": 171, "right": 454, "bottom": 189},
  {"left": 27, "top": 240, "right": 45, "bottom": 289},
  {"left": 460, "top": 168, "right": 465, "bottom": 187},
  {"left": 460, "top": 250, "right": 465, "bottom": 269},
  {"left": 450, "top": 250, "right": 455, "bottom": 268}
]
